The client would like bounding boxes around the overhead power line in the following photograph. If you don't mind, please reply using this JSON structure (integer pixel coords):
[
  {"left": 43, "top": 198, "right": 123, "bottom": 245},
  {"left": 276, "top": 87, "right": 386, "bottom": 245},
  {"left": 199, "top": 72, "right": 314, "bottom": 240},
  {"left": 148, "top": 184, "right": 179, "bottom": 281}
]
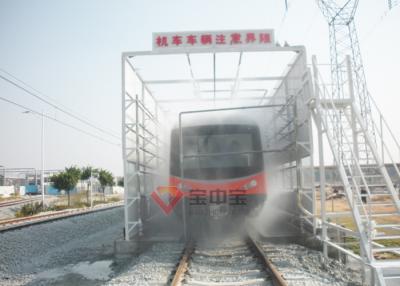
[
  {"left": 0, "top": 68, "right": 102, "bottom": 130},
  {"left": 0, "top": 96, "right": 120, "bottom": 147},
  {"left": 0, "top": 69, "right": 120, "bottom": 141}
]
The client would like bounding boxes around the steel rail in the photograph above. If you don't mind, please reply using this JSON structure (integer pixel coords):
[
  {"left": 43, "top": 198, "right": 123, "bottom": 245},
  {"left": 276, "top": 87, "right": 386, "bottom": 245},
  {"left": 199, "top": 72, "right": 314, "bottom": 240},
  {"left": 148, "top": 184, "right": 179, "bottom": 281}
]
[
  {"left": 171, "top": 242, "right": 194, "bottom": 286},
  {"left": 171, "top": 237, "right": 287, "bottom": 286},
  {"left": 0, "top": 202, "right": 123, "bottom": 232},
  {"left": 0, "top": 197, "right": 42, "bottom": 208},
  {"left": 247, "top": 236, "right": 288, "bottom": 286}
]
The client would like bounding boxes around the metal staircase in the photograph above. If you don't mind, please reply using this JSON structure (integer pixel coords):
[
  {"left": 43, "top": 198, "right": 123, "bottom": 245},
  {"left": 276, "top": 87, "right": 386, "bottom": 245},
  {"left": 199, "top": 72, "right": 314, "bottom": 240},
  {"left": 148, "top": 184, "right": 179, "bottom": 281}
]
[{"left": 310, "top": 56, "right": 400, "bottom": 285}]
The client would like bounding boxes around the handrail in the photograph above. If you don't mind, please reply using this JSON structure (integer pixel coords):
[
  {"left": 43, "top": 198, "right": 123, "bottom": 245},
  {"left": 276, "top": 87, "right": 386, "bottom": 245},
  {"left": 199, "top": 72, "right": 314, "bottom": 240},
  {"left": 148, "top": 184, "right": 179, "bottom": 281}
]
[
  {"left": 317, "top": 71, "right": 371, "bottom": 215},
  {"left": 314, "top": 69, "right": 376, "bottom": 256},
  {"left": 369, "top": 92, "right": 400, "bottom": 154}
]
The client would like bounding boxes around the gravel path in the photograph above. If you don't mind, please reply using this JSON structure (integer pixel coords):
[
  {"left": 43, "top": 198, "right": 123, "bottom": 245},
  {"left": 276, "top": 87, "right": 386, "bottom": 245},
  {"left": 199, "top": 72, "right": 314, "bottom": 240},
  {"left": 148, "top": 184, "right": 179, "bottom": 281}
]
[{"left": 0, "top": 207, "right": 124, "bottom": 285}]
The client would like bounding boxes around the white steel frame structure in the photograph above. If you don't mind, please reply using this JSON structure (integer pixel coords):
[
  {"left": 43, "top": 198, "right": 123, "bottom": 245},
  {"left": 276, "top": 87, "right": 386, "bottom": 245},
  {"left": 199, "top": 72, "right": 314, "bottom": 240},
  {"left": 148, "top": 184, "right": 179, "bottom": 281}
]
[{"left": 122, "top": 44, "right": 315, "bottom": 242}]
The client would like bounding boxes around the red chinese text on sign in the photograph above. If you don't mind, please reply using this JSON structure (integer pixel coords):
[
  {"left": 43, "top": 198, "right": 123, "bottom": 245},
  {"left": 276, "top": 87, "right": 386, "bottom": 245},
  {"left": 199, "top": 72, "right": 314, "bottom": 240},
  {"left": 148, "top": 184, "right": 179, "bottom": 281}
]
[
  {"left": 172, "top": 35, "right": 182, "bottom": 46},
  {"left": 216, "top": 34, "right": 226, "bottom": 45},
  {"left": 153, "top": 30, "right": 274, "bottom": 51},
  {"left": 187, "top": 35, "right": 197, "bottom": 45},
  {"left": 201, "top": 34, "right": 212, "bottom": 45},
  {"left": 259, "top": 33, "right": 271, "bottom": 44},
  {"left": 246, "top": 33, "right": 256, "bottom": 43},
  {"left": 230, "top": 33, "right": 242, "bottom": 44},
  {"left": 156, "top": 36, "right": 168, "bottom": 47}
]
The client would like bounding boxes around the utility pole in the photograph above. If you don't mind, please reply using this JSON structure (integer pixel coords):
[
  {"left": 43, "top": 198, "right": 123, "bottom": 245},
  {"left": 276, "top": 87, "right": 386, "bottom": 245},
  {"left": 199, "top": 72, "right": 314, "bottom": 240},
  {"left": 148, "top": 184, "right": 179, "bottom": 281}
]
[
  {"left": 23, "top": 110, "right": 45, "bottom": 207},
  {"left": 0, "top": 165, "right": 4, "bottom": 186},
  {"left": 90, "top": 169, "right": 93, "bottom": 208},
  {"left": 41, "top": 111, "right": 45, "bottom": 206}
]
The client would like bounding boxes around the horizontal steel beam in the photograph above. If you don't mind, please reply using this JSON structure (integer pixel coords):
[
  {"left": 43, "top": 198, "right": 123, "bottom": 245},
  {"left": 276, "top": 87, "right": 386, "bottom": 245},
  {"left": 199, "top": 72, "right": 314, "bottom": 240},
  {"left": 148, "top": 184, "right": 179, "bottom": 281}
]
[
  {"left": 122, "top": 45, "right": 305, "bottom": 57},
  {"left": 200, "top": 88, "right": 267, "bottom": 93},
  {"left": 179, "top": 103, "right": 286, "bottom": 116},
  {"left": 157, "top": 96, "right": 268, "bottom": 103},
  {"left": 144, "top": 77, "right": 283, "bottom": 85}
]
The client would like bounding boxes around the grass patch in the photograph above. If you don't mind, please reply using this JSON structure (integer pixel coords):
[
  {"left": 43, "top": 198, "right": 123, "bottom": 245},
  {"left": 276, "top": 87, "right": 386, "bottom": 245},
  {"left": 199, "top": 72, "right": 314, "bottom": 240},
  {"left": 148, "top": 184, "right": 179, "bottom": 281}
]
[
  {"left": 107, "top": 197, "right": 122, "bottom": 203},
  {"left": 0, "top": 194, "right": 20, "bottom": 202},
  {"left": 15, "top": 202, "right": 44, "bottom": 217},
  {"left": 14, "top": 193, "right": 122, "bottom": 218},
  {"left": 343, "top": 236, "right": 361, "bottom": 255},
  {"left": 375, "top": 239, "right": 400, "bottom": 247}
]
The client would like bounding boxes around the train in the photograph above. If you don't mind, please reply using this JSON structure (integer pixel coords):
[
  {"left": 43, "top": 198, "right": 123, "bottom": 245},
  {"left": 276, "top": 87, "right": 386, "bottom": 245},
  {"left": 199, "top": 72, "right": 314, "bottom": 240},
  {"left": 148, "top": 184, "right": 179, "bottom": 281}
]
[{"left": 169, "top": 118, "right": 267, "bottom": 222}]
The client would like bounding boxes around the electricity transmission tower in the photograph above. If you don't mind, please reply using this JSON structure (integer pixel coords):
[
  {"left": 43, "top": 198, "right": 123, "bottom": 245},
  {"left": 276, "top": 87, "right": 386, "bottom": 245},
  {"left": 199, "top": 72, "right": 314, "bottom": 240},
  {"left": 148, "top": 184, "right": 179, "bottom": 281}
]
[
  {"left": 317, "top": 0, "right": 374, "bottom": 164},
  {"left": 388, "top": 0, "right": 399, "bottom": 9}
]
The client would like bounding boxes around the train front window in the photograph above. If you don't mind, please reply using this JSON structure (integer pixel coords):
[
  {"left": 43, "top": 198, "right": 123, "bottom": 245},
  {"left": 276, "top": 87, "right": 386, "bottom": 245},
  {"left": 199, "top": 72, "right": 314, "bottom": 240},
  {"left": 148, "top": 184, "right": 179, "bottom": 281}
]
[
  {"left": 183, "top": 133, "right": 253, "bottom": 169},
  {"left": 170, "top": 125, "right": 264, "bottom": 180}
]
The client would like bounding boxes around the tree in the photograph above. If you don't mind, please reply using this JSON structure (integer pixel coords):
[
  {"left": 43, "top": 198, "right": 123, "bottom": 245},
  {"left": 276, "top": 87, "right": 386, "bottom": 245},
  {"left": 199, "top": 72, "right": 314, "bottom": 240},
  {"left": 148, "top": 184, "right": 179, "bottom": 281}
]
[
  {"left": 80, "top": 166, "right": 92, "bottom": 204},
  {"left": 117, "top": 177, "right": 124, "bottom": 187},
  {"left": 65, "top": 166, "right": 81, "bottom": 182},
  {"left": 51, "top": 171, "right": 78, "bottom": 207},
  {"left": 80, "top": 166, "right": 92, "bottom": 181},
  {"left": 98, "top": 169, "right": 114, "bottom": 201}
]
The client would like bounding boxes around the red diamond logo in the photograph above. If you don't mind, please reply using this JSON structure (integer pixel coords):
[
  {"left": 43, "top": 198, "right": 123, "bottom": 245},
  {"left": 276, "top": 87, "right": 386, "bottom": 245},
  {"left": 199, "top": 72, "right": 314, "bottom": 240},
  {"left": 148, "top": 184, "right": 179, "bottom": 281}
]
[{"left": 151, "top": 186, "right": 183, "bottom": 215}]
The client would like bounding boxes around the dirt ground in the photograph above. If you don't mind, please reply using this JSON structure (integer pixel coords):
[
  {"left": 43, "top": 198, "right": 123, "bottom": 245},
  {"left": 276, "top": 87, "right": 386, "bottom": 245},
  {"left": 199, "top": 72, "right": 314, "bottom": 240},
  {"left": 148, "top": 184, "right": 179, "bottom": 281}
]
[{"left": 313, "top": 187, "right": 400, "bottom": 259}]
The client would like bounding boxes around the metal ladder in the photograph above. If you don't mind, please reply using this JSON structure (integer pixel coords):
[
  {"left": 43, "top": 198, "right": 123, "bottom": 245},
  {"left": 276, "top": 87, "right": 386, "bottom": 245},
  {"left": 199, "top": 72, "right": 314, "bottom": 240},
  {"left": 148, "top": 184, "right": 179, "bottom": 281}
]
[{"left": 311, "top": 57, "right": 400, "bottom": 285}]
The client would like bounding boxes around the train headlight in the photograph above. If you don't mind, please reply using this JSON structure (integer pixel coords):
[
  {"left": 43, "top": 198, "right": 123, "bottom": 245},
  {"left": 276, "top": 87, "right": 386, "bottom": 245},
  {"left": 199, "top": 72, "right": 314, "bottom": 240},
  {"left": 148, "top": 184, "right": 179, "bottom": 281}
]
[{"left": 243, "top": 180, "right": 257, "bottom": 190}]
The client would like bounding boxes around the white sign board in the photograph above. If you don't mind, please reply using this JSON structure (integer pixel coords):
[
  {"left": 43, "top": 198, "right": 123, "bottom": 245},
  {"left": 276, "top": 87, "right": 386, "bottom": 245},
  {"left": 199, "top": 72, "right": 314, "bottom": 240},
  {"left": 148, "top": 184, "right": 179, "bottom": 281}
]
[{"left": 153, "top": 30, "right": 274, "bottom": 52}]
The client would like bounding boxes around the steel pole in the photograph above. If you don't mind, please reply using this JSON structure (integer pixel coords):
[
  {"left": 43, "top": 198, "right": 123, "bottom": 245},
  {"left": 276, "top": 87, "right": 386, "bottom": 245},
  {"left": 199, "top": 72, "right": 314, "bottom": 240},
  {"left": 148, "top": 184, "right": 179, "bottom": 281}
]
[
  {"left": 90, "top": 170, "right": 93, "bottom": 208},
  {"left": 41, "top": 111, "right": 45, "bottom": 207},
  {"left": 312, "top": 56, "right": 328, "bottom": 259}
]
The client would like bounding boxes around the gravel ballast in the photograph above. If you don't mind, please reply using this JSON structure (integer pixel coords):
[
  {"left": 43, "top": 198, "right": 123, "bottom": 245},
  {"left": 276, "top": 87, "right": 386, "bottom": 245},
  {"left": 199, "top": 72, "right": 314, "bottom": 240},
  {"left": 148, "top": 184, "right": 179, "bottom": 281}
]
[
  {"left": 262, "top": 243, "right": 362, "bottom": 286},
  {"left": 0, "top": 207, "right": 124, "bottom": 285},
  {"left": 0, "top": 208, "right": 365, "bottom": 286},
  {"left": 106, "top": 243, "right": 183, "bottom": 286}
]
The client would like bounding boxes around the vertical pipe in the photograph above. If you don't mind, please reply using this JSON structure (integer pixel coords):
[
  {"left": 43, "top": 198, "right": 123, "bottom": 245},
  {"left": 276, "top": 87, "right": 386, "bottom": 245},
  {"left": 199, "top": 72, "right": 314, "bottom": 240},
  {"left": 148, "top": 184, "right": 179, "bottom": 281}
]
[
  {"left": 179, "top": 113, "right": 187, "bottom": 240},
  {"left": 294, "top": 99, "right": 302, "bottom": 208},
  {"left": 155, "top": 104, "right": 159, "bottom": 170},
  {"left": 312, "top": 56, "right": 328, "bottom": 259},
  {"left": 135, "top": 92, "right": 141, "bottom": 235},
  {"left": 346, "top": 55, "right": 359, "bottom": 162},
  {"left": 141, "top": 83, "right": 146, "bottom": 225},
  {"left": 295, "top": 100, "right": 305, "bottom": 234},
  {"left": 213, "top": 53, "right": 216, "bottom": 106},
  {"left": 122, "top": 55, "right": 129, "bottom": 241},
  {"left": 155, "top": 103, "right": 159, "bottom": 208},
  {"left": 380, "top": 115, "right": 384, "bottom": 163},
  {"left": 307, "top": 74, "right": 317, "bottom": 234}
]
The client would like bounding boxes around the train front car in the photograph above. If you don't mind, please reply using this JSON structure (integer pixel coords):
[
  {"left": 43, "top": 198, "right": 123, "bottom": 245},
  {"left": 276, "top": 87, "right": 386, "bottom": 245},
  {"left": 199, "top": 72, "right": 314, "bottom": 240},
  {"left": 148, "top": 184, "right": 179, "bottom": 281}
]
[{"left": 169, "top": 121, "right": 266, "bottom": 223}]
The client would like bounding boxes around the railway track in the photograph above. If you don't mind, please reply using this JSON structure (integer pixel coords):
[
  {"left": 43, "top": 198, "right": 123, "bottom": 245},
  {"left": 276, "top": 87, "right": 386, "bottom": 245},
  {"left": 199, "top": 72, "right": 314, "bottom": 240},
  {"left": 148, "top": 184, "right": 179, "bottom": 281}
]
[
  {"left": 0, "top": 202, "right": 123, "bottom": 232},
  {"left": 0, "top": 197, "right": 42, "bottom": 207},
  {"left": 171, "top": 236, "right": 287, "bottom": 286}
]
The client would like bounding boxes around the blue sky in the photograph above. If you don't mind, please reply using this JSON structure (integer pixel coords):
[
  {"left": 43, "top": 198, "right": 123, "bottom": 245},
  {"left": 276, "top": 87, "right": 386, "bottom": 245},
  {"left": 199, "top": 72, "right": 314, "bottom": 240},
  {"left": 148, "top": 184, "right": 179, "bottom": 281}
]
[{"left": 0, "top": 0, "right": 399, "bottom": 175}]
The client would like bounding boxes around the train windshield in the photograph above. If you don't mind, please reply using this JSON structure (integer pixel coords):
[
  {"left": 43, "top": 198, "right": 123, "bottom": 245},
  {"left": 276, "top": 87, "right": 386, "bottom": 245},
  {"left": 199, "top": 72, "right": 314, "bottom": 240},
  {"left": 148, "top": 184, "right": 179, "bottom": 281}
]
[{"left": 170, "top": 124, "right": 263, "bottom": 180}]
